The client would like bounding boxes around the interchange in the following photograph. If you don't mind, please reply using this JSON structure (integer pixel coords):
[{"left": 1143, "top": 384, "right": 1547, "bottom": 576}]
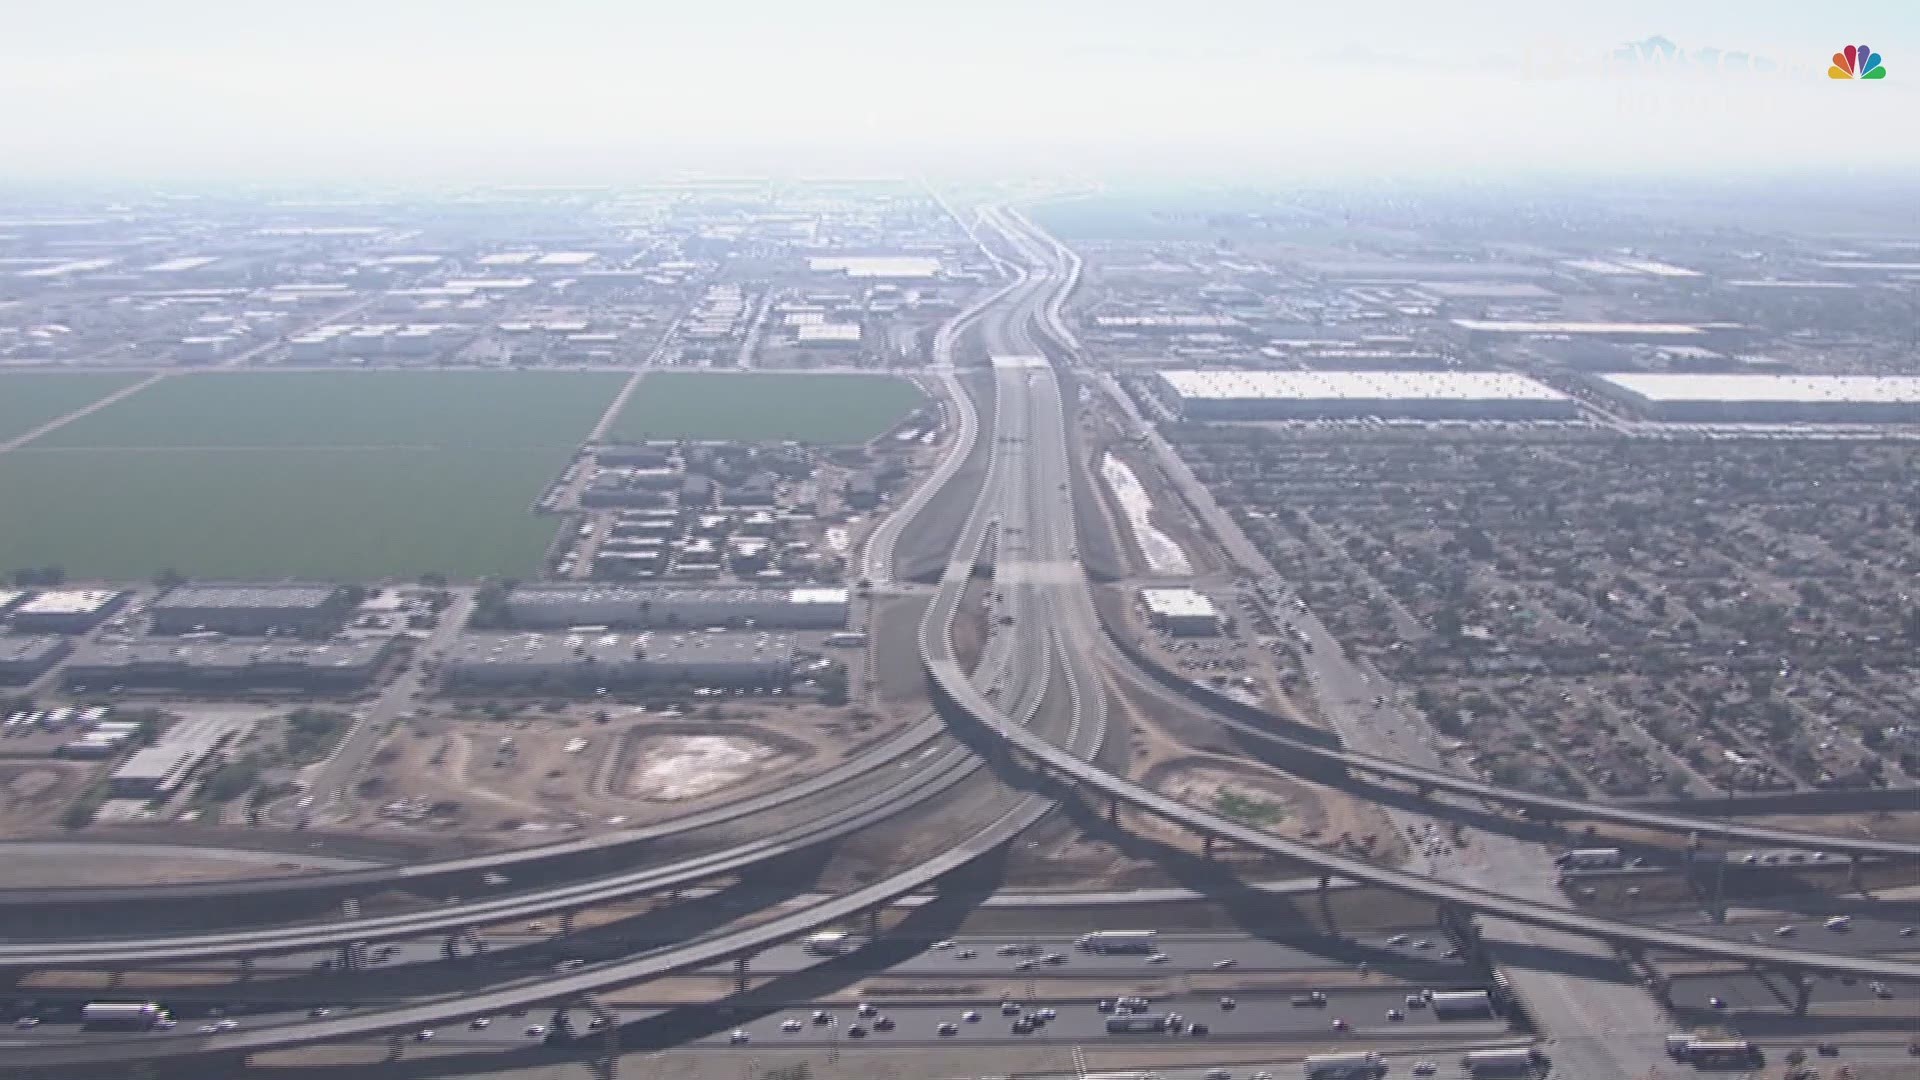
[{"left": 7, "top": 205, "right": 1919, "bottom": 1072}]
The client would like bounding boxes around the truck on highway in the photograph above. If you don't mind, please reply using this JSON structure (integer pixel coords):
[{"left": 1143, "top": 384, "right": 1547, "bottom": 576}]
[
  {"left": 804, "top": 932, "right": 854, "bottom": 957},
  {"left": 824, "top": 632, "right": 869, "bottom": 648},
  {"left": 1428, "top": 990, "right": 1495, "bottom": 1018},
  {"left": 1104, "top": 1013, "right": 1171, "bottom": 1034},
  {"left": 1554, "top": 847, "right": 1625, "bottom": 870},
  {"left": 1076, "top": 930, "right": 1159, "bottom": 953},
  {"left": 1460, "top": 1047, "right": 1543, "bottom": 1075},
  {"left": 81, "top": 1002, "right": 171, "bottom": 1031},
  {"left": 1302, "top": 1051, "right": 1386, "bottom": 1078},
  {"left": 1665, "top": 1035, "right": 1761, "bottom": 1067}
]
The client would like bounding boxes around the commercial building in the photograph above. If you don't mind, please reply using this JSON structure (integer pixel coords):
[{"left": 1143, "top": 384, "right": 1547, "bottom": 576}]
[
  {"left": 150, "top": 584, "right": 349, "bottom": 636},
  {"left": 0, "top": 636, "right": 72, "bottom": 683},
  {"left": 1452, "top": 319, "right": 1737, "bottom": 349},
  {"left": 108, "top": 715, "right": 250, "bottom": 799},
  {"left": 503, "top": 585, "right": 849, "bottom": 630},
  {"left": 1140, "top": 588, "right": 1224, "bottom": 637},
  {"left": 1589, "top": 373, "right": 1920, "bottom": 423},
  {"left": 7, "top": 589, "right": 129, "bottom": 634},
  {"left": 64, "top": 637, "right": 398, "bottom": 693},
  {"left": 442, "top": 631, "right": 794, "bottom": 691},
  {"left": 1157, "top": 370, "right": 1578, "bottom": 422},
  {"left": 807, "top": 256, "right": 940, "bottom": 279}
]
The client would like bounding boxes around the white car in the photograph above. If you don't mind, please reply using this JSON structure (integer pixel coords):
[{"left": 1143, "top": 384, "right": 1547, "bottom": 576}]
[
  {"left": 215, "top": 1019, "right": 239, "bottom": 1032},
  {"left": 15, "top": 1017, "right": 40, "bottom": 1029},
  {"left": 1413, "top": 1063, "right": 1438, "bottom": 1077},
  {"left": 781, "top": 1019, "right": 802, "bottom": 1032},
  {"left": 414, "top": 1030, "right": 434, "bottom": 1042},
  {"left": 524, "top": 1025, "right": 545, "bottom": 1038},
  {"left": 470, "top": 1017, "right": 490, "bottom": 1029},
  {"left": 729, "top": 1030, "right": 750, "bottom": 1044},
  {"left": 1147, "top": 953, "right": 1171, "bottom": 964},
  {"left": 930, "top": 939, "right": 955, "bottom": 950}
]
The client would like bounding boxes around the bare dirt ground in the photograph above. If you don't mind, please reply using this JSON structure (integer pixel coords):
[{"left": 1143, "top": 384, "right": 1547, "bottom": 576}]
[
  {"left": 325, "top": 701, "right": 914, "bottom": 850},
  {"left": 0, "top": 761, "right": 95, "bottom": 837}
]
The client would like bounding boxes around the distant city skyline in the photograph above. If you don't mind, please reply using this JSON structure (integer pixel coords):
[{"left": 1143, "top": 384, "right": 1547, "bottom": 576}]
[{"left": 3, "top": 0, "right": 1916, "bottom": 182}]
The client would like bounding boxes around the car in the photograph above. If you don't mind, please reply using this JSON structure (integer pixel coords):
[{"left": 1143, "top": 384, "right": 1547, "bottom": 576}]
[
  {"left": 588, "top": 1015, "right": 610, "bottom": 1030},
  {"left": 1442, "top": 946, "right": 1461, "bottom": 959},
  {"left": 215, "top": 1019, "right": 239, "bottom": 1032},
  {"left": 955, "top": 948, "right": 977, "bottom": 959},
  {"left": 1387, "top": 934, "right": 1410, "bottom": 946},
  {"left": 1014, "top": 959, "right": 1036, "bottom": 971},
  {"left": 1254, "top": 1073, "right": 1274, "bottom": 1080},
  {"left": 846, "top": 1025, "right": 866, "bottom": 1038},
  {"left": 15, "top": 1017, "right": 40, "bottom": 1029},
  {"left": 1219, "top": 997, "right": 1237, "bottom": 1010},
  {"left": 1332, "top": 1017, "right": 1348, "bottom": 1030},
  {"left": 154, "top": 1018, "right": 176, "bottom": 1031},
  {"left": 1042, "top": 952, "right": 1068, "bottom": 965},
  {"left": 964, "top": 1010, "right": 982, "bottom": 1022},
  {"left": 414, "top": 1030, "right": 434, "bottom": 1042},
  {"left": 198, "top": 1024, "right": 219, "bottom": 1034},
  {"left": 729, "top": 1030, "right": 750, "bottom": 1044},
  {"left": 1010, "top": 1019, "right": 1033, "bottom": 1034},
  {"left": 469, "top": 1017, "right": 490, "bottom": 1030},
  {"left": 781, "top": 1019, "right": 802, "bottom": 1033},
  {"left": 1000, "top": 1002, "right": 1021, "bottom": 1016},
  {"left": 936, "top": 1022, "right": 957, "bottom": 1036},
  {"left": 1146, "top": 953, "right": 1171, "bottom": 964},
  {"left": 1816, "top": 1041, "right": 1840, "bottom": 1056},
  {"left": 857, "top": 1003, "right": 877, "bottom": 1018},
  {"left": 1096, "top": 999, "right": 1116, "bottom": 1013},
  {"left": 874, "top": 1016, "right": 895, "bottom": 1031},
  {"left": 1387, "top": 1008, "right": 1404, "bottom": 1021},
  {"left": 1413, "top": 1063, "right": 1438, "bottom": 1076},
  {"left": 1187, "top": 1022, "right": 1209, "bottom": 1036},
  {"left": 1212, "top": 959, "right": 1238, "bottom": 970},
  {"left": 524, "top": 1025, "right": 546, "bottom": 1038},
  {"left": 812, "top": 1010, "right": 833, "bottom": 1025},
  {"left": 1774, "top": 925, "right": 1797, "bottom": 937},
  {"left": 1902, "top": 927, "right": 1917, "bottom": 937},
  {"left": 1037, "top": 1008, "right": 1057, "bottom": 1021},
  {"left": 1709, "top": 996, "right": 1727, "bottom": 1010},
  {"left": 1405, "top": 993, "right": 1426, "bottom": 1008},
  {"left": 308, "top": 1007, "right": 332, "bottom": 1019},
  {"left": 1204, "top": 1070, "right": 1231, "bottom": 1080},
  {"left": 1871, "top": 981, "right": 1892, "bottom": 999},
  {"left": 1412, "top": 939, "right": 1434, "bottom": 950},
  {"left": 931, "top": 939, "right": 955, "bottom": 950}
]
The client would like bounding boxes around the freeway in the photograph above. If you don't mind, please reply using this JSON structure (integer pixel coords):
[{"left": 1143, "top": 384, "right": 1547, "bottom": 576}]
[
  {"left": 916, "top": 207, "right": 1920, "bottom": 987},
  {"left": 0, "top": 203, "right": 1100, "bottom": 1070}
]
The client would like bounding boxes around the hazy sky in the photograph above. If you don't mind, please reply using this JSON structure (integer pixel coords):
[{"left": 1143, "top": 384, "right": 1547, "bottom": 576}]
[{"left": 3, "top": 1, "right": 1916, "bottom": 182}]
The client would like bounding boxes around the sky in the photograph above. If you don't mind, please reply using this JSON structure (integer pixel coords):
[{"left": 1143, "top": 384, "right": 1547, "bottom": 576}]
[{"left": 2, "top": 0, "right": 1916, "bottom": 183}]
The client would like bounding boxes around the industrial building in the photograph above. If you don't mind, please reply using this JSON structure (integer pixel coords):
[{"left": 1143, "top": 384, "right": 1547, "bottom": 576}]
[
  {"left": 149, "top": 584, "right": 349, "bottom": 636},
  {"left": 63, "top": 637, "right": 398, "bottom": 693},
  {"left": 1140, "top": 588, "right": 1223, "bottom": 637},
  {"left": 109, "top": 715, "right": 250, "bottom": 799},
  {"left": 1451, "top": 319, "right": 1736, "bottom": 349},
  {"left": 503, "top": 585, "right": 849, "bottom": 630},
  {"left": 1157, "top": 370, "right": 1578, "bottom": 422},
  {"left": 1589, "top": 373, "right": 1920, "bottom": 423},
  {"left": 0, "top": 635, "right": 71, "bottom": 683},
  {"left": 442, "top": 631, "right": 795, "bottom": 691},
  {"left": 6, "top": 589, "right": 129, "bottom": 634}
]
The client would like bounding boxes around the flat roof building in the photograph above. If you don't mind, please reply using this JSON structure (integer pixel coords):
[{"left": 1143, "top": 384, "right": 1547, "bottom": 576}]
[
  {"left": 64, "top": 637, "right": 397, "bottom": 693},
  {"left": 1158, "top": 370, "right": 1578, "bottom": 421},
  {"left": 442, "top": 631, "right": 794, "bottom": 691},
  {"left": 0, "top": 635, "right": 72, "bottom": 684},
  {"left": 8, "top": 589, "right": 128, "bottom": 634},
  {"left": 150, "top": 584, "right": 348, "bottom": 636},
  {"left": 1140, "top": 588, "right": 1223, "bottom": 637},
  {"left": 109, "top": 715, "right": 251, "bottom": 799},
  {"left": 504, "top": 585, "right": 848, "bottom": 630},
  {"left": 808, "top": 256, "right": 940, "bottom": 279},
  {"left": 1590, "top": 373, "right": 1920, "bottom": 422}
]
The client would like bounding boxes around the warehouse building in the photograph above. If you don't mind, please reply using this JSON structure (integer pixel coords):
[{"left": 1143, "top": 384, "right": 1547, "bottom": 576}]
[
  {"left": 1157, "top": 370, "right": 1578, "bottom": 422},
  {"left": 503, "top": 585, "right": 849, "bottom": 630},
  {"left": 1140, "top": 588, "right": 1224, "bottom": 637},
  {"left": 150, "top": 584, "right": 349, "bottom": 636},
  {"left": 442, "top": 631, "right": 794, "bottom": 691},
  {"left": 1588, "top": 373, "right": 1920, "bottom": 423},
  {"left": 1451, "top": 319, "right": 1738, "bottom": 349},
  {"left": 64, "top": 637, "right": 397, "bottom": 693},
  {"left": 7, "top": 589, "right": 129, "bottom": 634},
  {"left": 109, "top": 715, "right": 249, "bottom": 799},
  {"left": 0, "top": 635, "right": 72, "bottom": 684}
]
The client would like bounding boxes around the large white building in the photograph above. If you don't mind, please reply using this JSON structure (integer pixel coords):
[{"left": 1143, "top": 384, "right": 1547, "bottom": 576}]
[
  {"left": 1157, "top": 370, "right": 1578, "bottom": 421},
  {"left": 1590, "top": 373, "right": 1920, "bottom": 423},
  {"left": 1140, "top": 588, "right": 1223, "bottom": 637},
  {"left": 503, "top": 585, "right": 849, "bottom": 630},
  {"left": 443, "top": 631, "right": 794, "bottom": 690}
]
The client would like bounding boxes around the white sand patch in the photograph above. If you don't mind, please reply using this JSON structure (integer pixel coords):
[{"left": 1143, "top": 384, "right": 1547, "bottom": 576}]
[
  {"left": 628, "top": 735, "right": 777, "bottom": 801},
  {"left": 1101, "top": 452, "right": 1193, "bottom": 575}
]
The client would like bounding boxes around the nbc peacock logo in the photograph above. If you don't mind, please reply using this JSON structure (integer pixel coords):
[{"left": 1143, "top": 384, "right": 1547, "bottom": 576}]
[{"left": 1828, "top": 44, "right": 1886, "bottom": 79}]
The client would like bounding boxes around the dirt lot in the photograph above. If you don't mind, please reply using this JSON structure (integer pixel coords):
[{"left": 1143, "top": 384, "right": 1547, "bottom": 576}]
[
  {"left": 0, "top": 760, "right": 98, "bottom": 837},
  {"left": 324, "top": 701, "right": 916, "bottom": 848}
]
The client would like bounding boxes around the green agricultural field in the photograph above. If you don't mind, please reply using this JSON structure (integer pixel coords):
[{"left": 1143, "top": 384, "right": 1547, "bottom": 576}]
[
  {"left": 0, "top": 371, "right": 625, "bottom": 581},
  {"left": 605, "top": 371, "right": 924, "bottom": 443},
  {"left": 0, "top": 372, "right": 143, "bottom": 443}
]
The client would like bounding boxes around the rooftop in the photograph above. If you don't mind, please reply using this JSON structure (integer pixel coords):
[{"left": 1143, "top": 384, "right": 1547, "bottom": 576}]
[
  {"left": 1452, "top": 319, "right": 1706, "bottom": 336},
  {"left": 807, "top": 256, "right": 940, "bottom": 279},
  {"left": 1160, "top": 369, "right": 1570, "bottom": 403},
  {"left": 1596, "top": 373, "right": 1920, "bottom": 405},
  {"left": 154, "top": 584, "right": 342, "bottom": 611},
  {"left": 12, "top": 589, "right": 125, "bottom": 616},
  {"left": 1141, "top": 587, "right": 1219, "bottom": 620},
  {"left": 70, "top": 637, "right": 394, "bottom": 670}
]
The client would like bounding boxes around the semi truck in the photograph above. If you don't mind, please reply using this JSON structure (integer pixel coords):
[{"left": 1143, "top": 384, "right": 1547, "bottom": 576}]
[
  {"left": 1554, "top": 847, "right": 1625, "bottom": 870},
  {"left": 1664, "top": 1035, "right": 1762, "bottom": 1067},
  {"left": 1461, "top": 1048, "right": 1542, "bottom": 1075},
  {"left": 1076, "top": 930, "right": 1159, "bottom": 953},
  {"left": 81, "top": 1002, "right": 170, "bottom": 1031},
  {"left": 1104, "top": 1013, "right": 1171, "bottom": 1034},
  {"left": 1428, "top": 990, "right": 1496, "bottom": 1018},
  {"left": 1302, "top": 1051, "right": 1386, "bottom": 1078},
  {"left": 803, "top": 932, "right": 854, "bottom": 956}
]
